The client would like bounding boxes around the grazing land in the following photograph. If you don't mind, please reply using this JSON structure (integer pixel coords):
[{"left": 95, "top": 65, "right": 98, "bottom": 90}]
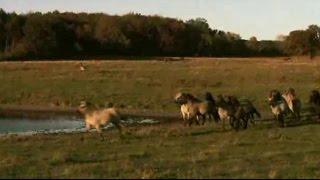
[
  {"left": 1, "top": 120, "right": 320, "bottom": 178},
  {"left": 1, "top": 57, "right": 320, "bottom": 178},
  {"left": 1, "top": 57, "right": 320, "bottom": 113}
]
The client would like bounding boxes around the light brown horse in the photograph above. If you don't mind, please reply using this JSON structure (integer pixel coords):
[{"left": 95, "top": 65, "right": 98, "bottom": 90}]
[
  {"left": 174, "top": 92, "right": 216, "bottom": 126},
  {"left": 215, "top": 95, "right": 240, "bottom": 130},
  {"left": 282, "top": 88, "right": 301, "bottom": 121},
  {"left": 77, "top": 101, "right": 124, "bottom": 137},
  {"left": 268, "top": 89, "right": 290, "bottom": 127}
]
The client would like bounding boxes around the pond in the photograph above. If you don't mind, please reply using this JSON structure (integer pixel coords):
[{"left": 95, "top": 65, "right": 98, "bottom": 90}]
[{"left": 0, "top": 116, "right": 159, "bottom": 136}]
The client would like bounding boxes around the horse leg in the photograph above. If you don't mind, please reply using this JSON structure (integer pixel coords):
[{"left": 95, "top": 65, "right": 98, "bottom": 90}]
[
  {"left": 86, "top": 123, "right": 92, "bottom": 132},
  {"left": 95, "top": 125, "right": 105, "bottom": 141},
  {"left": 241, "top": 117, "right": 248, "bottom": 130},
  {"left": 211, "top": 113, "right": 218, "bottom": 122},
  {"left": 95, "top": 124, "right": 102, "bottom": 133},
  {"left": 207, "top": 114, "right": 211, "bottom": 122},
  {"left": 249, "top": 115, "right": 255, "bottom": 125},
  {"left": 113, "top": 121, "right": 123, "bottom": 135},
  {"left": 182, "top": 112, "right": 187, "bottom": 126},
  {"left": 183, "top": 119, "right": 188, "bottom": 126},
  {"left": 278, "top": 114, "right": 284, "bottom": 128},
  {"left": 273, "top": 114, "right": 278, "bottom": 126},
  {"left": 204, "top": 114, "right": 209, "bottom": 124},
  {"left": 188, "top": 118, "right": 193, "bottom": 127},
  {"left": 187, "top": 113, "right": 193, "bottom": 127},
  {"left": 195, "top": 115, "right": 200, "bottom": 125},
  {"left": 222, "top": 117, "right": 226, "bottom": 131},
  {"left": 251, "top": 113, "right": 256, "bottom": 125},
  {"left": 201, "top": 114, "right": 206, "bottom": 125},
  {"left": 185, "top": 112, "right": 192, "bottom": 127},
  {"left": 296, "top": 111, "right": 301, "bottom": 121},
  {"left": 291, "top": 110, "right": 296, "bottom": 121},
  {"left": 234, "top": 118, "right": 240, "bottom": 131},
  {"left": 216, "top": 115, "right": 221, "bottom": 123},
  {"left": 209, "top": 113, "right": 214, "bottom": 122}
]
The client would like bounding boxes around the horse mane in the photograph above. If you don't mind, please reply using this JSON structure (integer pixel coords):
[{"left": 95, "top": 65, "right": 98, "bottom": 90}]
[
  {"left": 226, "top": 95, "right": 240, "bottom": 107},
  {"left": 287, "top": 88, "right": 296, "bottom": 96},
  {"left": 269, "top": 90, "right": 282, "bottom": 102},
  {"left": 284, "top": 88, "right": 297, "bottom": 100},
  {"left": 185, "top": 93, "right": 201, "bottom": 103},
  {"left": 175, "top": 92, "right": 201, "bottom": 105}
]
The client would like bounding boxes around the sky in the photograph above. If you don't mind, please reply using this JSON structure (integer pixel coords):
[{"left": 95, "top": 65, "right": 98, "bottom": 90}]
[{"left": 1, "top": 0, "right": 320, "bottom": 40}]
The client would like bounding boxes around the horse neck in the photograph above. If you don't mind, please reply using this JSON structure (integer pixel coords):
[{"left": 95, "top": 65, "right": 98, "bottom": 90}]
[{"left": 282, "top": 94, "right": 294, "bottom": 105}]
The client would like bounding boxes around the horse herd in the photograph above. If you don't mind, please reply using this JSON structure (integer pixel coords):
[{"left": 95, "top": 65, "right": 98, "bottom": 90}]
[
  {"left": 174, "top": 92, "right": 260, "bottom": 130},
  {"left": 76, "top": 88, "right": 320, "bottom": 136},
  {"left": 174, "top": 88, "right": 320, "bottom": 130}
]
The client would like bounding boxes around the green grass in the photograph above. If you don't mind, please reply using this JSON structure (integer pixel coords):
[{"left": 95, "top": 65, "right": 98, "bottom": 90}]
[
  {"left": 1, "top": 57, "right": 320, "bottom": 113},
  {"left": 1, "top": 57, "right": 320, "bottom": 178},
  {"left": 1, "top": 121, "right": 320, "bottom": 178}
]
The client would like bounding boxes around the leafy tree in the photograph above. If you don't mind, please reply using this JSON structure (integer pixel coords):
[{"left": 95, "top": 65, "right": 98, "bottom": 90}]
[
  {"left": 95, "top": 16, "right": 130, "bottom": 55},
  {"left": 284, "top": 25, "right": 320, "bottom": 58},
  {"left": 0, "top": 9, "right": 289, "bottom": 60},
  {"left": 306, "top": 25, "right": 320, "bottom": 58},
  {"left": 0, "top": 9, "right": 8, "bottom": 53}
]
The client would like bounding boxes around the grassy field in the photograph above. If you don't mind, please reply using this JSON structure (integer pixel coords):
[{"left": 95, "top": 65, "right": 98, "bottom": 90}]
[
  {"left": 1, "top": 120, "right": 320, "bottom": 178},
  {"left": 1, "top": 57, "right": 320, "bottom": 113},
  {"left": 1, "top": 57, "right": 320, "bottom": 178}
]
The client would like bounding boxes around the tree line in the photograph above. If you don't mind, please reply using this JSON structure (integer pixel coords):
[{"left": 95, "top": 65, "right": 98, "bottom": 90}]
[{"left": 0, "top": 9, "right": 319, "bottom": 60}]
